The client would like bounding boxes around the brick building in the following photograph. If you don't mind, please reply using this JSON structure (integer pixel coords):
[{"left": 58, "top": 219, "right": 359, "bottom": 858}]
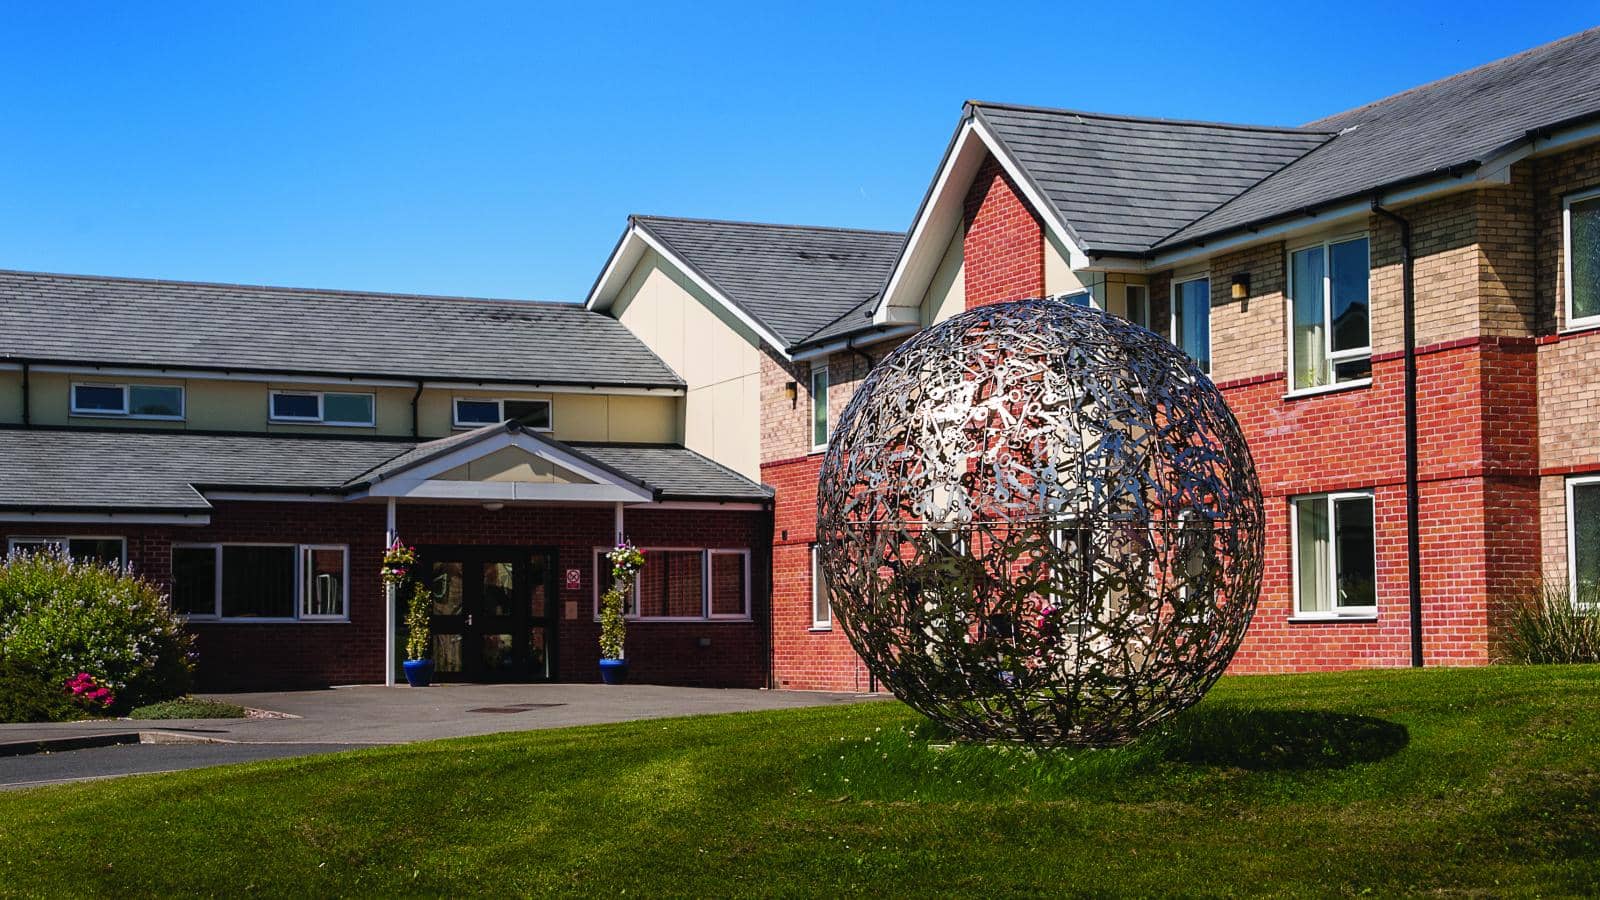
[
  {"left": 7, "top": 29, "right": 1600, "bottom": 693},
  {"left": 589, "top": 27, "right": 1600, "bottom": 688}
]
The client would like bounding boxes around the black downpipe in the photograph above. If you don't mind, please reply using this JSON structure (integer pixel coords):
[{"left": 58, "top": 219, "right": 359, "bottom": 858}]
[
  {"left": 1372, "top": 200, "right": 1424, "bottom": 668},
  {"left": 410, "top": 380, "right": 424, "bottom": 438}
]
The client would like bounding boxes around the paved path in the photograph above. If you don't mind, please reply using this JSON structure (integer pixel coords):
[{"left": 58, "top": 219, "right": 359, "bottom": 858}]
[{"left": 0, "top": 684, "right": 874, "bottom": 789}]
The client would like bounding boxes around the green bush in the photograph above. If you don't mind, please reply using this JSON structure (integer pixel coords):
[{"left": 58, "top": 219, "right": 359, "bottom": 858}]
[
  {"left": 1501, "top": 582, "right": 1600, "bottom": 664},
  {"left": 0, "top": 657, "right": 84, "bottom": 723},
  {"left": 0, "top": 550, "right": 193, "bottom": 720},
  {"left": 129, "top": 698, "right": 247, "bottom": 720}
]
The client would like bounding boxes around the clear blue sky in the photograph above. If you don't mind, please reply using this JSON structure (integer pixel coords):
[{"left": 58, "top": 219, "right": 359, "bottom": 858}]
[{"left": 2, "top": 2, "right": 1592, "bottom": 302}]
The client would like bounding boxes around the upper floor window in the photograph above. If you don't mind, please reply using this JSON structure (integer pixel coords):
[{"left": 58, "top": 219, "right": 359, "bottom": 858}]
[
  {"left": 1171, "top": 276, "right": 1211, "bottom": 372},
  {"left": 269, "top": 391, "right": 375, "bottom": 427},
  {"left": 7, "top": 536, "right": 125, "bottom": 566},
  {"left": 71, "top": 383, "right": 184, "bottom": 420},
  {"left": 452, "top": 397, "right": 552, "bottom": 430},
  {"left": 1289, "top": 235, "right": 1371, "bottom": 392},
  {"left": 1124, "top": 284, "right": 1152, "bottom": 331},
  {"left": 811, "top": 366, "right": 829, "bottom": 452},
  {"left": 1565, "top": 187, "right": 1600, "bottom": 329},
  {"left": 1291, "top": 491, "right": 1376, "bottom": 618}
]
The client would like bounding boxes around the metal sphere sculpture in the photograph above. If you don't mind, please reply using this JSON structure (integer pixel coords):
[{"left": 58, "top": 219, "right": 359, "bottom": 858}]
[{"left": 816, "top": 299, "right": 1264, "bottom": 746}]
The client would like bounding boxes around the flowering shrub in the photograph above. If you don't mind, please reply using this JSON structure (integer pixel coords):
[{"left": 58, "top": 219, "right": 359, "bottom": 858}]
[
  {"left": 65, "top": 672, "right": 116, "bottom": 711},
  {"left": 382, "top": 540, "right": 418, "bottom": 587},
  {"left": 599, "top": 540, "right": 645, "bottom": 661},
  {"left": 0, "top": 549, "right": 192, "bottom": 721},
  {"left": 405, "top": 582, "right": 433, "bottom": 662}
]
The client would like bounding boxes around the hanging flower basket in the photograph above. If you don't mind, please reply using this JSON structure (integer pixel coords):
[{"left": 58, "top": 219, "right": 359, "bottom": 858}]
[{"left": 382, "top": 539, "right": 418, "bottom": 587}]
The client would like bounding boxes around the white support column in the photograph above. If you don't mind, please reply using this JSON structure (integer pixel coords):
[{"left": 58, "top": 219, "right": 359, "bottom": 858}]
[
  {"left": 614, "top": 501, "right": 625, "bottom": 545},
  {"left": 384, "top": 497, "right": 397, "bottom": 687}
]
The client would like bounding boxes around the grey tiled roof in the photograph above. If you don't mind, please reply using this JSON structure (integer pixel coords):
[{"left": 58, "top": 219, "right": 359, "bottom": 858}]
[
  {"left": 0, "top": 270, "right": 683, "bottom": 388},
  {"left": 799, "top": 293, "right": 886, "bottom": 346},
  {"left": 0, "top": 428, "right": 410, "bottom": 512},
  {"left": 1156, "top": 27, "right": 1600, "bottom": 250},
  {"left": 571, "top": 443, "right": 773, "bottom": 502},
  {"left": 0, "top": 427, "right": 768, "bottom": 511},
  {"left": 973, "top": 103, "right": 1330, "bottom": 255},
  {"left": 632, "top": 216, "right": 904, "bottom": 349}
]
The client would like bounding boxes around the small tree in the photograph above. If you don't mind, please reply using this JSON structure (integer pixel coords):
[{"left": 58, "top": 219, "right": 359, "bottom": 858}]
[
  {"left": 599, "top": 541, "right": 644, "bottom": 661},
  {"left": 406, "top": 582, "right": 433, "bottom": 662}
]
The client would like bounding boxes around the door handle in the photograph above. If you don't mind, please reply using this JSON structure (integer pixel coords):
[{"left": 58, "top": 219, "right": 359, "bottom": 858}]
[{"left": 466, "top": 614, "right": 474, "bottom": 626}]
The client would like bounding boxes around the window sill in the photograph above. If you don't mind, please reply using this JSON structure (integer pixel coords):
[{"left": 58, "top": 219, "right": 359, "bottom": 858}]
[
  {"left": 1559, "top": 319, "right": 1600, "bottom": 338},
  {"left": 1283, "top": 378, "right": 1372, "bottom": 401},
  {"left": 808, "top": 625, "right": 833, "bottom": 633},
  {"left": 453, "top": 425, "right": 554, "bottom": 433},
  {"left": 270, "top": 419, "right": 375, "bottom": 428},
  {"left": 1288, "top": 614, "right": 1378, "bottom": 624},
  {"left": 591, "top": 617, "right": 753, "bottom": 624},
  {"left": 71, "top": 412, "right": 186, "bottom": 422},
  {"left": 183, "top": 617, "right": 350, "bottom": 624}
]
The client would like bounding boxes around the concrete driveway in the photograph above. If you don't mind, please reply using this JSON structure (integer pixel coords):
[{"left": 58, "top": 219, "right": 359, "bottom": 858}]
[{"left": 0, "top": 684, "right": 875, "bottom": 789}]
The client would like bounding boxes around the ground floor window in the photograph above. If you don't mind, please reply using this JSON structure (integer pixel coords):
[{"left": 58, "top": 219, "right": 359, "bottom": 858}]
[
  {"left": 1291, "top": 492, "right": 1376, "bottom": 617},
  {"left": 594, "top": 548, "right": 750, "bottom": 621},
  {"left": 173, "top": 543, "right": 349, "bottom": 621},
  {"left": 1566, "top": 477, "right": 1600, "bottom": 608},
  {"left": 6, "top": 536, "right": 125, "bottom": 566},
  {"left": 811, "top": 544, "right": 831, "bottom": 629}
]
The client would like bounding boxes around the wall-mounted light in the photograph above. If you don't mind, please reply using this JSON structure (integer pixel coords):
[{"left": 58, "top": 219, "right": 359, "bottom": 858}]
[
  {"left": 483, "top": 501, "right": 505, "bottom": 511},
  {"left": 784, "top": 380, "right": 798, "bottom": 408},
  {"left": 1230, "top": 273, "right": 1251, "bottom": 301}
]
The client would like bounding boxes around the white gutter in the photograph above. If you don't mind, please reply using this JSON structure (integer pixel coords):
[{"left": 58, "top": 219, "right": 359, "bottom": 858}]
[{"left": 791, "top": 324, "right": 919, "bottom": 362}]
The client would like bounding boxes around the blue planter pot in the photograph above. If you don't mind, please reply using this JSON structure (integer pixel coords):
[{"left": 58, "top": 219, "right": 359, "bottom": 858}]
[
  {"left": 403, "top": 659, "right": 435, "bottom": 687},
  {"left": 599, "top": 658, "right": 628, "bottom": 685}
]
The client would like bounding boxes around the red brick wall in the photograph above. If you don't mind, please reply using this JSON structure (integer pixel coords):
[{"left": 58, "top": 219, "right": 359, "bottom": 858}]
[
  {"left": 3, "top": 501, "right": 769, "bottom": 691},
  {"left": 962, "top": 154, "right": 1044, "bottom": 307}
]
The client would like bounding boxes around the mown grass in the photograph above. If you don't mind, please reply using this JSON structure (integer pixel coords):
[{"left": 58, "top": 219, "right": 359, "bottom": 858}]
[
  {"left": 127, "top": 697, "right": 248, "bottom": 720},
  {"left": 1, "top": 666, "right": 1597, "bottom": 897}
]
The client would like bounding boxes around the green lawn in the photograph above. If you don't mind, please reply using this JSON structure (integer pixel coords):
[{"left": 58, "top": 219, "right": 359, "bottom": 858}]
[{"left": 1, "top": 667, "right": 1597, "bottom": 897}]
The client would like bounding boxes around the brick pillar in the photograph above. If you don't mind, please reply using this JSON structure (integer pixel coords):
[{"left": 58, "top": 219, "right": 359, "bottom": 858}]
[{"left": 962, "top": 154, "right": 1044, "bottom": 307}]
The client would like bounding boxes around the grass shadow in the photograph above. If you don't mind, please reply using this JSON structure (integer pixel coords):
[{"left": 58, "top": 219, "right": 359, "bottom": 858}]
[{"left": 1157, "top": 706, "right": 1409, "bottom": 771}]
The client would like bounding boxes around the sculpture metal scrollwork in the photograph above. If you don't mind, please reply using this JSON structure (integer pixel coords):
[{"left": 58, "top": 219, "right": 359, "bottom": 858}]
[{"left": 816, "top": 299, "right": 1264, "bottom": 746}]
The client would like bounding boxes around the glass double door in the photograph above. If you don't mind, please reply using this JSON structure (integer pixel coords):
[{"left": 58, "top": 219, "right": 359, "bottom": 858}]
[{"left": 414, "top": 546, "right": 557, "bottom": 682}]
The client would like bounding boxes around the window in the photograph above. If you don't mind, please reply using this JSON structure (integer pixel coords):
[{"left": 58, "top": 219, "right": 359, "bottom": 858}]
[
  {"left": 172, "top": 543, "right": 348, "bottom": 621},
  {"left": 1171, "top": 276, "right": 1211, "bottom": 372},
  {"left": 1124, "top": 284, "right": 1152, "bottom": 331},
  {"left": 1564, "top": 188, "right": 1600, "bottom": 329},
  {"left": 1565, "top": 477, "right": 1600, "bottom": 608},
  {"left": 1288, "top": 235, "right": 1371, "bottom": 392},
  {"left": 269, "top": 391, "right": 375, "bottom": 426},
  {"left": 301, "top": 546, "right": 348, "bottom": 619},
  {"left": 811, "top": 366, "right": 829, "bottom": 451},
  {"left": 1062, "top": 291, "right": 1093, "bottom": 307},
  {"left": 70, "top": 383, "right": 184, "bottom": 420},
  {"left": 1291, "top": 492, "right": 1376, "bottom": 618},
  {"left": 811, "top": 544, "right": 831, "bottom": 629},
  {"left": 593, "top": 548, "right": 751, "bottom": 621},
  {"left": 452, "top": 397, "right": 552, "bottom": 430},
  {"left": 7, "top": 536, "right": 125, "bottom": 566}
]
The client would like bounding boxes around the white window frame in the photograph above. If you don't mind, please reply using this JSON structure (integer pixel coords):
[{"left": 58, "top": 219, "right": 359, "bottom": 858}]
[
  {"left": 591, "top": 547, "right": 752, "bottom": 623},
  {"left": 1124, "top": 284, "right": 1151, "bottom": 330},
  {"left": 1289, "top": 491, "right": 1378, "bottom": 620},
  {"left": 171, "top": 542, "right": 350, "bottom": 623},
  {"left": 811, "top": 544, "right": 831, "bottom": 630},
  {"left": 1285, "top": 233, "right": 1373, "bottom": 396},
  {"left": 810, "top": 366, "right": 830, "bottom": 453},
  {"left": 1169, "top": 274, "right": 1211, "bottom": 373},
  {"left": 1564, "top": 475, "right": 1600, "bottom": 610},
  {"left": 6, "top": 535, "right": 126, "bottom": 565},
  {"left": 1563, "top": 186, "right": 1600, "bottom": 332},
  {"left": 269, "top": 390, "right": 375, "bottom": 427},
  {"left": 70, "top": 382, "right": 185, "bottom": 421},
  {"left": 300, "top": 544, "right": 351, "bottom": 621},
  {"left": 451, "top": 397, "right": 554, "bottom": 431}
]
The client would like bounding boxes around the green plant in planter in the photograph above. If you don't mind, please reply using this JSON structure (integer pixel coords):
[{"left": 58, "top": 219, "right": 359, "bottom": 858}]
[
  {"left": 599, "top": 541, "right": 644, "bottom": 661},
  {"left": 406, "top": 582, "right": 433, "bottom": 662}
]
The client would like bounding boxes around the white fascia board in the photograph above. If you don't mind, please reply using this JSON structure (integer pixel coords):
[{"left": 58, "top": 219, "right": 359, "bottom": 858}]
[
  {"left": 1144, "top": 171, "right": 1482, "bottom": 271},
  {"left": 0, "top": 510, "right": 211, "bottom": 525},
  {"left": 790, "top": 324, "right": 920, "bottom": 362},
  {"left": 874, "top": 116, "right": 1090, "bottom": 325},
  {"left": 626, "top": 500, "right": 768, "bottom": 511},
  {"left": 628, "top": 226, "right": 793, "bottom": 359},
  {"left": 369, "top": 480, "right": 652, "bottom": 503},
  {"left": 368, "top": 430, "right": 655, "bottom": 502},
  {"left": 202, "top": 491, "right": 346, "bottom": 503},
  {"left": 584, "top": 223, "right": 650, "bottom": 311},
  {"left": 1478, "top": 118, "right": 1600, "bottom": 183}
]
